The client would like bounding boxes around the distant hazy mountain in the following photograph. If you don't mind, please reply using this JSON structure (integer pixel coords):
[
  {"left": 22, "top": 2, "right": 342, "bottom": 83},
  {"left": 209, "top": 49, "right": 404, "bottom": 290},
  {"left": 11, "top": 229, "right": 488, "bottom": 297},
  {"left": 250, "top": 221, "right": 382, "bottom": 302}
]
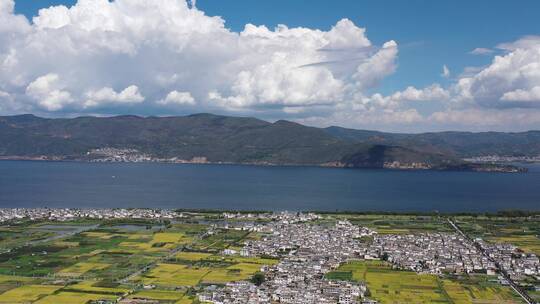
[{"left": 0, "top": 113, "right": 537, "bottom": 171}]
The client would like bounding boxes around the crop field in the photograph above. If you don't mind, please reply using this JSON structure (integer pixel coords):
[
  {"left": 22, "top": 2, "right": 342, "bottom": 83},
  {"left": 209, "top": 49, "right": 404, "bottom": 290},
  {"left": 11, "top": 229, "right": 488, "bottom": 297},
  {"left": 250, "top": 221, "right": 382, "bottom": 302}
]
[
  {"left": 0, "top": 274, "right": 34, "bottom": 284},
  {"left": 57, "top": 262, "right": 110, "bottom": 277},
  {"left": 0, "top": 227, "right": 54, "bottom": 250},
  {"left": 174, "top": 251, "right": 213, "bottom": 261},
  {"left": 171, "top": 223, "right": 208, "bottom": 235},
  {"left": 489, "top": 235, "right": 540, "bottom": 256},
  {"left": 530, "top": 290, "right": 540, "bottom": 303},
  {"left": 0, "top": 219, "right": 210, "bottom": 302},
  {"left": 88, "top": 253, "right": 157, "bottom": 280},
  {"left": 65, "top": 280, "right": 129, "bottom": 295},
  {"left": 326, "top": 260, "right": 523, "bottom": 304},
  {"left": 0, "top": 275, "right": 36, "bottom": 295},
  {"left": 202, "top": 255, "right": 279, "bottom": 265},
  {"left": 140, "top": 263, "right": 210, "bottom": 287},
  {"left": 128, "top": 289, "right": 185, "bottom": 301},
  {"left": 34, "top": 291, "right": 118, "bottom": 304},
  {"left": 137, "top": 251, "right": 276, "bottom": 287},
  {"left": 152, "top": 232, "right": 189, "bottom": 243},
  {"left": 116, "top": 231, "right": 193, "bottom": 254},
  {"left": 203, "top": 262, "right": 263, "bottom": 283},
  {"left": 455, "top": 216, "right": 540, "bottom": 299},
  {"left": 341, "top": 214, "right": 453, "bottom": 234},
  {"left": 81, "top": 231, "right": 122, "bottom": 239},
  {"left": 190, "top": 229, "right": 249, "bottom": 252},
  {"left": 0, "top": 225, "right": 153, "bottom": 277},
  {"left": 330, "top": 260, "right": 448, "bottom": 303},
  {"left": 0, "top": 285, "right": 62, "bottom": 303},
  {"left": 455, "top": 216, "right": 540, "bottom": 253},
  {"left": 0, "top": 215, "right": 532, "bottom": 304},
  {"left": 441, "top": 277, "right": 520, "bottom": 304}
]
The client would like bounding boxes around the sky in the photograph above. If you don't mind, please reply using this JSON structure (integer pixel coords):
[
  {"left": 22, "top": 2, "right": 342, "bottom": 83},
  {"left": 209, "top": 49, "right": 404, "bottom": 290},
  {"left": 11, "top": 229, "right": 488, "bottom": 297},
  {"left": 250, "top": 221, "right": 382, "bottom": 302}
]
[{"left": 1, "top": 0, "right": 540, "bottom": 132}]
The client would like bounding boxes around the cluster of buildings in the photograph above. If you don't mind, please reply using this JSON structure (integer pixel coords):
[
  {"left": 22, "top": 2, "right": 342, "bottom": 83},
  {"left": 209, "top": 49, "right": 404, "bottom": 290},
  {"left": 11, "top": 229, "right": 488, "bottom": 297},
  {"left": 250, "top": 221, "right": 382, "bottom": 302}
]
[
  {"left": 0, "top": 208, "right": 180, "bottom": 222},
  {"left": 87, "top": 147, "right": 211, "bottom": 164},
  {"left": 201, "top": 219, "right": 374, "bottom": 304},
  {"left": 464, "top": 155, "right": 540, "bottom": 163},
  {"left": 213, "top": 212, "right": 322, "bottom": 234},
  {"left": 383, "top": 161, "right": 432, "bottom": 170},
  {"left": 87, "top": 148, "right": 153, "bottom": 162},
  {"left": 201, "top": 214, "right": 540, "bottom": 303},
  {"left": 1, "top": 208, "right": 538, "bottom": 302},
  {"left": 201, "top": 279, "right": 365, "bottom": 304},
  {"left": 221, "top": 211, "right": 320, "bottom": 223},
  {"left": 240, "top": 220, "right": 372, "bottom": 258},
  {"left": 198, "top": 282, "right": 270, "bottom": 303},
  {"left": 477, "top": 239, "right": 540, "bottom": 281},
  {"left": 363, "top": 231, "right": 540, "bottom": 284},
  {"left": 372, "top": 233, "right": 496, "bottom": 274}
]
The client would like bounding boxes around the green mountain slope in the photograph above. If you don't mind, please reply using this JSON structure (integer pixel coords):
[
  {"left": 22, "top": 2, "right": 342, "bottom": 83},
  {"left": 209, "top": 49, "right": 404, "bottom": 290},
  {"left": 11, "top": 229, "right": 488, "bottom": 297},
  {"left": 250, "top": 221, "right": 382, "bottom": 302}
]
[
  {"left": 325, "top": 126, "right": 540, "bottom": 157},
  {"left": 0, "top": 114, "right": 537, "bottom": 171}
]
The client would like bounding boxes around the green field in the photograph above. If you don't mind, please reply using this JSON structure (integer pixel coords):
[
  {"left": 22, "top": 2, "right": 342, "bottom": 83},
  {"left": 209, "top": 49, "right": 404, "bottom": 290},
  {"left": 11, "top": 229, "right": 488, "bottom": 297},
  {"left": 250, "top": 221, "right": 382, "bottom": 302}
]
[
  {"left": 0, "top": 215, "right": 533, "bottom": 304},
  {"left": 454, "top": 216, "right": 540, "bottom": 255},
  {"left": 174, "top": 251, "right": 213, "bottom": 261},
  {"left": 0, "top": 219, "right": 204, "bottom": 303},
  {"left": 329, "top": 260, "right": 448, "bottom": 303},
  {"left": 128, "top": 289, "right": 185, "bottom": 301},
  {"left": 339, "top": 214, "right": 454, "bottom": 235},
  {"left": 0, "top": 285, "right": 62, "bottom": 303},
  {"left": 140, "top": 263, "right": 210, "bottom": 287},
  {"left": 326, "top": 260, "right": 522, "bottom": 304},
  {"left": 0, "top": 227, "right": 54, "bottom": 251},
  {"left": 34, "top": 292, "right": 118, "bottom": 304},
  {"left": 64, "top": 280, "right": 129, "bottom": 295},
  {"left": 57, "top": 262, "right": 110, "bottom": 277},
  {"left": 441, "top": 277, "right": 521, "bottom": 304},
  {"left": 203, "top": 262, "right": 263, "bottom": 284}
]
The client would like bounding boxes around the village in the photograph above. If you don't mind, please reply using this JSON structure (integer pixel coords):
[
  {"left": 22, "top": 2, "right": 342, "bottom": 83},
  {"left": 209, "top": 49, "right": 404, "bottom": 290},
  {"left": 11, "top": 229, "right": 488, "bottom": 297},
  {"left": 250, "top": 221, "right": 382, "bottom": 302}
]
[
  {"left": 199, "top": 218, "right": 373, "bottom": 304},
  {"left": 0, "top": 209, "right": 538, "bottom": 303},
  {"left": 0, "top": 208, "right": 180, "bottom": 222},
  {"left": 199, "top": 213, "right": 540, "bottom": 304}
]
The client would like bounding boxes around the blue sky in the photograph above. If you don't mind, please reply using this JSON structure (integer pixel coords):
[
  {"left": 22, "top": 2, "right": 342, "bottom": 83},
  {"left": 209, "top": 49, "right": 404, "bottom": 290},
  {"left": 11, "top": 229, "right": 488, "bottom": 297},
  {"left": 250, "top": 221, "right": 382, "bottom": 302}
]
[
  {"left": 3, "top": 0, "right": 540, "bottom": 131},
  {"left": 15, "top": 0, "right": 540, "bottom": 95}
]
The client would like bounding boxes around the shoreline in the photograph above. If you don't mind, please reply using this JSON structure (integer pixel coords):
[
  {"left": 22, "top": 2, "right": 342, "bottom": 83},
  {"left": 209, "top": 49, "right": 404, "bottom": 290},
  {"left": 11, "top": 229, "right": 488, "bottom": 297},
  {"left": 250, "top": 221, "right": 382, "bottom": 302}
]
[
  {"left": 0, "top": 156, "right": 528, "bottom": 173},
  {"left": 1, "top": 207, "right": 539, "bottom": 217}
]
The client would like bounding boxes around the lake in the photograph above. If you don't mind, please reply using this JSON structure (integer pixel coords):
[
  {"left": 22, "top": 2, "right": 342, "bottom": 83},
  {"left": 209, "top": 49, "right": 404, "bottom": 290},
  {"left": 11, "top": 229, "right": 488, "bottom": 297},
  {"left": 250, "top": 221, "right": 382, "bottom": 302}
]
[{"left": 0, "top": 160, "right": 539, "bottom": 212}]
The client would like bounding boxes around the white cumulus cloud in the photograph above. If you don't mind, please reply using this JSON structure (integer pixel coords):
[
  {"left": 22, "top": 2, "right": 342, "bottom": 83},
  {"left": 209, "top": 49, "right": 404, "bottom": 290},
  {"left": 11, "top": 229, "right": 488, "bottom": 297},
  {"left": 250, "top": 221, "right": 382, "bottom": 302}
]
[
  {"left": 364, "top": 84, "right": 450, "bottom": 109},
  {"left": 1, "top": 0, "right": 540, "bottom": 131},
  {"left": 0, "top": 0, "right": 398, "bottom": 117},
  {"left": 25, "top": 73, "right": 72, "bottom": 111},
  {"left": 501, "top": 86, "right": 540, "bottom": 102},
  {"left": 158, "top": 91, "right": 195, "bottom": 105},
  {"left": 84, "top": 85, "right": 144, "bottom": 108},
  {"left": 452, "top": 36, "right": 540, "bottom": 108}
]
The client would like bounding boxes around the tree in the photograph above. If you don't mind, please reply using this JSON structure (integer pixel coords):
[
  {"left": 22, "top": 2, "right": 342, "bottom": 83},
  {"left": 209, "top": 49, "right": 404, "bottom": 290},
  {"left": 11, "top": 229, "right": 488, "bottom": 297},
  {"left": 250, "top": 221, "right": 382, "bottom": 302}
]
[{"left": 251, "top": 272, "right": 265, "bottom": 286}]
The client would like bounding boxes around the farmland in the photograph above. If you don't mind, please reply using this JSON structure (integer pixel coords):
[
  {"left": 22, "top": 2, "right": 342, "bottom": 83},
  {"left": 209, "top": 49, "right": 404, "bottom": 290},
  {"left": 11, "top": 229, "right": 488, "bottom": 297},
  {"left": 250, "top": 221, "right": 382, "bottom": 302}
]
[
  {"left": 338, "top": 214, "right": 454, "bottom": 235},
  {"left": 454, "top": 216, "right": 540, "bottom": 255},
  {"left": 0, "top": 211, "right": 537, "bottom": 303},
  {"left": 0, "top": 215, "right": 274, "bottom": 303},
  {"left": 326, "top": 260, "right": 522, "bottom": 304}
]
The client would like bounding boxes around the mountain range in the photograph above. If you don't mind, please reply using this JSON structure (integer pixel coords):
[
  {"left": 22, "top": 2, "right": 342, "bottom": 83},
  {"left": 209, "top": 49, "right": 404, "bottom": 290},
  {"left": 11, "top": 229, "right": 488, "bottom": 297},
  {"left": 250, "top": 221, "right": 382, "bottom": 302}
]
[{"left": 1, "top": 113, "right": 538, "bottom": 171}]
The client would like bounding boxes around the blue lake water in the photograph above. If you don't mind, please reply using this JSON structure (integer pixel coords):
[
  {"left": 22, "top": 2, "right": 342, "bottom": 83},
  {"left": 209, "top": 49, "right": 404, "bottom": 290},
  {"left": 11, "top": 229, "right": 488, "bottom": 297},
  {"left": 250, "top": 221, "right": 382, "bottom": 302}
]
[{"left": 0, "top": 160, "right": 539, "bottom": 212}]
